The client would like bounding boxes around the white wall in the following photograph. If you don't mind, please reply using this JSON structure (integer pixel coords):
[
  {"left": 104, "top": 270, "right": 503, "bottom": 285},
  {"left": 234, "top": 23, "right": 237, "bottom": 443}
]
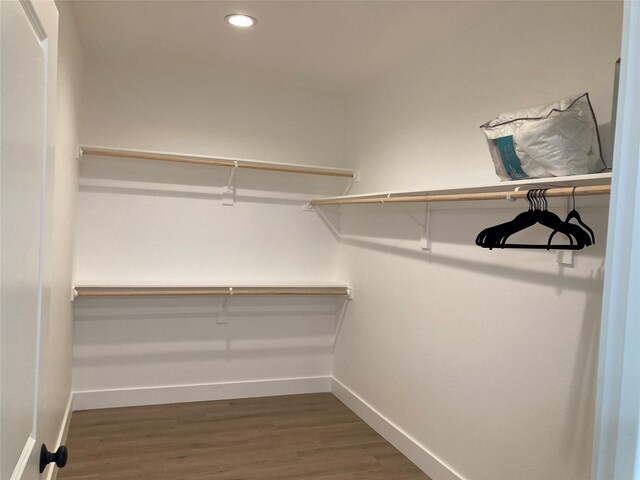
[
  {"left": 73, "top": 295, "right": 339, "bottom": 409},
  {"left": 75, "top": 60, "right": 348, "bottom": 283},
  {"left": 72, "top": 59, "right": 349, "bottom": 404},
  {"left": 344, "top": 2, "right": 620, "bottom": 194},
  {"left": 79, "top": 60, "right": 347, "bottom": 169},
  {"left": 333, "top": 2, "right": 622, "bottom": 480}
]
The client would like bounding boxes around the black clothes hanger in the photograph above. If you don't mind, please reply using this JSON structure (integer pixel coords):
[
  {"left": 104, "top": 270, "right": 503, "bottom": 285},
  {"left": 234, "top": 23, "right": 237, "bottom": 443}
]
[
  {"left": 475, "top": 189, "right": 538, "bottom": 247},
  {"left": 509, "top": 189, "right": 592, "bottom": 248},
  {"left": 476, "top": 189, "right": 592, "bottom": 250},
  {"left": 501, "top": 189, "right": 593, "bottom": 248},
  {"left": 515, "top": 190, "right": 592, "bottom": 248},
  {"left": 547, "top": 187, "right": 596, "bottom": 247},
  {"left": 476, "top": 190, "right": 558, "bottom": 247}
]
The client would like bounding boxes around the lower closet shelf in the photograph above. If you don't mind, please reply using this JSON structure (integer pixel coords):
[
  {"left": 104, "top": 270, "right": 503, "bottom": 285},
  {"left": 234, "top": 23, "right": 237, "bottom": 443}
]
[{"left": 72, "top": 284, "right": 352, "bottom": 299}]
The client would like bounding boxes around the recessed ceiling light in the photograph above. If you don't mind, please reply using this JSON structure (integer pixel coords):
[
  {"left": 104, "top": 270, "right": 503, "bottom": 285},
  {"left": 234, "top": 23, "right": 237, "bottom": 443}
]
[{"left": 225, "top": 14, "right": 257, "bottom": 28}]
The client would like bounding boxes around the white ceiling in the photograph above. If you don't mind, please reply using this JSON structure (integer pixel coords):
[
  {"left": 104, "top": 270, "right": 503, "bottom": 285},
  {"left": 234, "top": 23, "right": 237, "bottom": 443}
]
[{"left": 71, "top": 0, "right": 510, "bottom": 92}]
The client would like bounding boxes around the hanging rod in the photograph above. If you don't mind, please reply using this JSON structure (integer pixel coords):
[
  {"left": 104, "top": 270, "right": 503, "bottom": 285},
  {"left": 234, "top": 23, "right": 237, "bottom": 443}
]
[
  {"left": 79, "top": 146, "right": 357, "bottom": 179},
  {"left": 73, "top": 286, "right": 351, "bottom": 298},
  {"left": 310, "top": 184, "right": 611, "bottom": 206}
]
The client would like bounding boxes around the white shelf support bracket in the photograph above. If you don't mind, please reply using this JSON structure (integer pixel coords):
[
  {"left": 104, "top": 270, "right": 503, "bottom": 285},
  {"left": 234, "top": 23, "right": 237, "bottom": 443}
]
[
  {"left": 556, "top": 196, "right": 575, "bottom": 267},
  {"left": 217, "top": 288, "right": 233, "bottom": 324},
  {"left": 506, "top": 186, "right": 523, "bottom": 202},
  {"left": 303, "top": 201, "right": 315, "bottom": 212},
  {"left": 347, "top": 287, "right": 354, "bottom": 300},
  {"left": 216, "top": 302, "right": 229, "bottom": 324},
  {"left": 227, "top": 161, "right": 238, "bottom": 188},
  {"left": 70, "top": 287, "right": 78, "bottom": 302},
  {"left": 222, "top": 187, "right": 235, "bottom": 206},
  {"left": 222, "top": 161, "right": 238, "bottom": 206},
  {"left": 420, "top": 202, "right": 432, "bottom": 251},
  {"left": 342, "top": 171, "right": 361, "bottom": 195}
]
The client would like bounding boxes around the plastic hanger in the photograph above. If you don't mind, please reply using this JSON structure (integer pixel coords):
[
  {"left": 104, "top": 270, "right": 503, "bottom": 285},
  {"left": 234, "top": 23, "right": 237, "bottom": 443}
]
[
  {"left": 547, "top": 187, "right": 595, "bottom": 247},
  {"left": 475, "top": 189, "right": 538, "bottom": 247},
  {"left": 519, "top": 190, "right": 592, "bottom": 248},
  {"left": 476, "top": 189, "right": 591, "bottom": 250}
]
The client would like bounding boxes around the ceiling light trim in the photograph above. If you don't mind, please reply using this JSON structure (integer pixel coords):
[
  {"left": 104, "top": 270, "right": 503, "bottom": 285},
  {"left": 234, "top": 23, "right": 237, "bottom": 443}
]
[{"left": 225, "top": 14, "right": 257, "bottom": 28}]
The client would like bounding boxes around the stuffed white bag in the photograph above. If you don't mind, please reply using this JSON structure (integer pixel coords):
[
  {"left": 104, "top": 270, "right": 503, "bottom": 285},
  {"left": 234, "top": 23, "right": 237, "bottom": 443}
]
[{"left": 480, "top": 93, "right": 605, "bottom": 181}]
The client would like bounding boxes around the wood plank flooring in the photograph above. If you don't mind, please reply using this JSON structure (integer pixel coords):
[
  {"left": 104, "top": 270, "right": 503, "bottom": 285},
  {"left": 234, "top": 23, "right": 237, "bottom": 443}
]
[{"left": 58, "top": 393, "right": 430, "bottom": 480}]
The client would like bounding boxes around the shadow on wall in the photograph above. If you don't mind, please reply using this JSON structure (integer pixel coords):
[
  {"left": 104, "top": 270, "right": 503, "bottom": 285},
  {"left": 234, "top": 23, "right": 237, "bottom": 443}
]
[
  {"left": 79, "top": 156, "right": 354, "bottom": 202},
  {"left": 561, "top": 263, "right": 605, "bottom": 460},
  {"left": 330, "top": 203, "right": 607, "bottom": 293},
  {"left": 73, "top": 295, "right": 346, "bottom": 371},
  {"left": 341, "top": 234, "right": 605, "bottom": 294},
  {"left": 79, "top": 185, "right": 311, "bottom": 207},
  {"left": 320, "top": 196, "right": 609, "bottom": 243}
]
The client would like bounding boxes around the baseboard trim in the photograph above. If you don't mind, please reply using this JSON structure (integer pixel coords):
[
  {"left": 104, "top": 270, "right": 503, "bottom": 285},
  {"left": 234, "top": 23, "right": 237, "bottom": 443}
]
[
  {"left": 331, "top": 377, "right": 464, "bottom": 480},
  {"left": 47, "top": 393, "right": 74, "bottom": 480},
  {"left": 9, "top": 436, "right": 35, "bottom": 480},
  {"left": 73, "top": 376, "right": 332, "bottom": 410}
]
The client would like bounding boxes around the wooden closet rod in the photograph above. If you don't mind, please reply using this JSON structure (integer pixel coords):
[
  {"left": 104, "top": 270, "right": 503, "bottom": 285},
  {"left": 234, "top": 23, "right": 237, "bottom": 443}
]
[
  {"left": 310, "top": 184, "right": 611, "bottom": 206},
  {"left": 74, "top": 287, "right": 351, "bottom": 298},
  {"left": 80, "top": 146, "right": 356, "bottom": 179}
]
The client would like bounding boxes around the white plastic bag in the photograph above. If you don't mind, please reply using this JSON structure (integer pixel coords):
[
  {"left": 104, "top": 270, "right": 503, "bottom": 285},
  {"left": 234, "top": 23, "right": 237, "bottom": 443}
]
[{"left": 480, "top": 93, "right": 605, "bottom": 181}]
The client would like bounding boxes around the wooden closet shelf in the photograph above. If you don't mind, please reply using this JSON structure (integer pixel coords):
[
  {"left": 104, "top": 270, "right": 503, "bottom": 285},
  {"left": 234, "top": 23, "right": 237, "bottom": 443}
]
[
  {"left": 73, "top": 286, "right": 352, "bottom": 299},
  {"left": 309, "top": 173, "right": 612, "bottom": 206},
  {"left": 79, "top": 146, "right": 357, "bottom": 179}
]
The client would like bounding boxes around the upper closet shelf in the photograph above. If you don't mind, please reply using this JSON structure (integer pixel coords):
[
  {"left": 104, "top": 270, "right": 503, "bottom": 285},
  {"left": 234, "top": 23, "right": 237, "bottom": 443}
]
[
  {"left": 309, "top": 172, "right": 612, "bottom": 206},
  {"left": 79, "top": 146, "right": 358, "bottom": 180}
]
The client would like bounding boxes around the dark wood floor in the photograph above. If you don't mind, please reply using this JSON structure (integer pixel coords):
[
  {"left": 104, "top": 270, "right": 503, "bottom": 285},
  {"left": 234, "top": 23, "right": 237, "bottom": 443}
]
[{"left": 59, "top": 393, "right": 431, "bottom": 479}]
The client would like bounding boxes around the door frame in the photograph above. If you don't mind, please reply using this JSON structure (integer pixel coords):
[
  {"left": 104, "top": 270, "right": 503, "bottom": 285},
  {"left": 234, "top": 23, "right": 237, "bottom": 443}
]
[{"left": 592, "top": 1, "right": 640, "bottom": 479}]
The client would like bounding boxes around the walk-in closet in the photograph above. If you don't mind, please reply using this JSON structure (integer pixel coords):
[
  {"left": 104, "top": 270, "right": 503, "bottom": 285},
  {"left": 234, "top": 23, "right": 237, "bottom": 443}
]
[{"left": 2, "top": 1, "right": 639, "bottom": 480}]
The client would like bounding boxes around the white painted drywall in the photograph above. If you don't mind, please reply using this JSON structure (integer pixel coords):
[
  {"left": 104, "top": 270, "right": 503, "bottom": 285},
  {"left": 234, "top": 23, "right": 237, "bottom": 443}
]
[
  {"left": 343, "top": 3, "right": 621, "bottom": 194},
  {"left": 75, "top": 60, "right": 348, "bottom": 283},
  {"left": 332, "top": 2, "right": 623, "bottom": 479},
  {"left": 78, "top": 60, "right": 347, "bottom": 168},
  {"left": 44, "top": 0, "right": 82, "bottom": 450},
  {"left": 73, "top": 295, "right": 339, "bottom": 395},
  {"left": 72, "top": 60, "right": 348, "bottom": 400}
]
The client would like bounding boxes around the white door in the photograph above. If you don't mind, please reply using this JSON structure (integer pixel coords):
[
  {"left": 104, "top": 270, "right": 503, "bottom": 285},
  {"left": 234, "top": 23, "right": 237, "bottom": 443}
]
[{"left": 1, "top": 1, "right": 56, "bottom": 479}]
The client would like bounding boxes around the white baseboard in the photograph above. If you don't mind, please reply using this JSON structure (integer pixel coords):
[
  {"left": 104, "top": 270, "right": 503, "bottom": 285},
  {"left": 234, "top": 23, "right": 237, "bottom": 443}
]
[
  {"left": 331, "top": 377, "right": 464, "bottom": 480},
  {"left": 9, "top": 437, "right": 35, "bottom": 480},
  {"left": 73, "top": 376, "right": 332, "bottom": 410},
  {"left": 47, "top": 393, "right": 74, "bottom": 480}
]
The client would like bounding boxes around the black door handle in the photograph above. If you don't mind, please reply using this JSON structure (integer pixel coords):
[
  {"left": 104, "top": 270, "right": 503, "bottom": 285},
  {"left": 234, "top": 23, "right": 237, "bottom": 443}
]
[{"left": 40, "top": 444, "right": 68, "bottom": 473}]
